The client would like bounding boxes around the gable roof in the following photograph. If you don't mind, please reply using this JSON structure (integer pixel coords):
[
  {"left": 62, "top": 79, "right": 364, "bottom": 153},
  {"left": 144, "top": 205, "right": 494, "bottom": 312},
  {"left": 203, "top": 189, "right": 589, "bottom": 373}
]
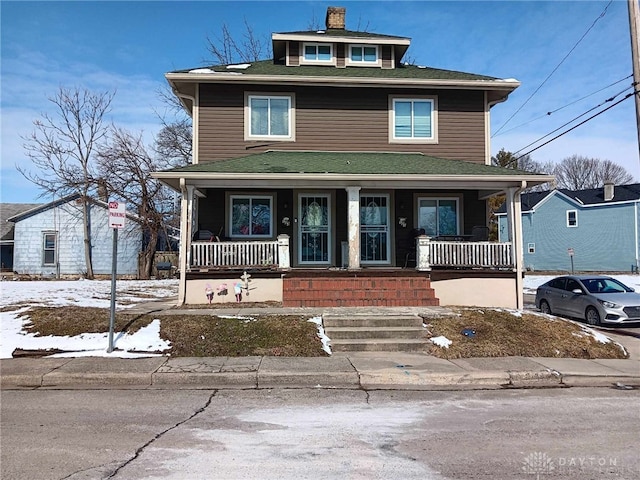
[
  {"left": 496, "top": 183, "right": 640, "bottom": 214},
  {"left": 153, "top": 151, "right": 554, "bottom": 192},
  {"left": 1, "top": 203, "right": 41, "bottom": 242}
]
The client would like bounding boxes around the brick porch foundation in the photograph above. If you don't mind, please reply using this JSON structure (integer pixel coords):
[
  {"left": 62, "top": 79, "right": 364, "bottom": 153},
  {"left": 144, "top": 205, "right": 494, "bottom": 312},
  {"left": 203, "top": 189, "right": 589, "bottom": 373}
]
[{"left": 282, "top": 272, "right": 439, "bottom": 307}]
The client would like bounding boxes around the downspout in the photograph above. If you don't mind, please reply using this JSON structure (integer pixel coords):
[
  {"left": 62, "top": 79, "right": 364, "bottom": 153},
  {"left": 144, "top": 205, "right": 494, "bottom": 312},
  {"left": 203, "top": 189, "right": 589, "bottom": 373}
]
[
  {"left": 511, "top": 181, "right": 527, "bottom": 310},
  {"left": 177, "top": 178, "right": 194, "bottom": 305}
]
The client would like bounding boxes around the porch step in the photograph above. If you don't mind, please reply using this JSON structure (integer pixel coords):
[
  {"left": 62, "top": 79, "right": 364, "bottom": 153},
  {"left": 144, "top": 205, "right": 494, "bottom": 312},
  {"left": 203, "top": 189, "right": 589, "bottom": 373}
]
[
  {"left": 323, "top": 314, "right": 428, "bottom": 353},
  {"left": 330, "top": 339, "right": 427, "bottom": 353}
]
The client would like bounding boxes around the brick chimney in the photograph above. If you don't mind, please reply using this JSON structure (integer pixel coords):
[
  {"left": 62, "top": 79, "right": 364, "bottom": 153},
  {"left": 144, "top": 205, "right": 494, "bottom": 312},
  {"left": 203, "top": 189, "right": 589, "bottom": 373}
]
[
  {"left": 326, "top": 6, "right": 346, "bottom": 30},
  {"left": 604, "top": 182, "right": 615, "bottom": 201}
]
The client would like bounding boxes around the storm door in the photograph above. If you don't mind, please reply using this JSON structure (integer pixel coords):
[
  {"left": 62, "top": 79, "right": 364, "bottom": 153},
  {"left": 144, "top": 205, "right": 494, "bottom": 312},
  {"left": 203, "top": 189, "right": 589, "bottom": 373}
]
[
  {"left": 298, "top": 194, "right": 331, "bottom": 264},
  {"left": 360, "top": 194, "right": 390, "bottom": 264}
]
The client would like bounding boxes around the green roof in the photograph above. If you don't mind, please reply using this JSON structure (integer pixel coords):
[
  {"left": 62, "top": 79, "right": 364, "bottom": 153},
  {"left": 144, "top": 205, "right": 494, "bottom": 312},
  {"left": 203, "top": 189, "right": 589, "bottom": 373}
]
[
  {"left": 173, "top": 59, "right": 498, "bottom": 82},
  {"left": 162, "top": 151, "right": 541, "bottom": 177}
]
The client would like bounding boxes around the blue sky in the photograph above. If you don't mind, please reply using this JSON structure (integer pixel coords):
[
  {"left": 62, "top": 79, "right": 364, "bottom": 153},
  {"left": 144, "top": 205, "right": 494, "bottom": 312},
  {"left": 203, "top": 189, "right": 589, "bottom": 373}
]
[{"left": 1, "top": 0, "right": 637, "bottom": 203}]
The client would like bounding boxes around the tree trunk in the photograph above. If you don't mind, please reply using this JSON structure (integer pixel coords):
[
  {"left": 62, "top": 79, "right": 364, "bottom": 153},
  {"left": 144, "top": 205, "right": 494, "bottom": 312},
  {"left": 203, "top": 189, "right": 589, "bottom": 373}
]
[
  {"left": 82, "top": 196, "right": 94, "bottom": 279},
  {"left": 139, "top": 229, "right": 158, "bottom": 280}
]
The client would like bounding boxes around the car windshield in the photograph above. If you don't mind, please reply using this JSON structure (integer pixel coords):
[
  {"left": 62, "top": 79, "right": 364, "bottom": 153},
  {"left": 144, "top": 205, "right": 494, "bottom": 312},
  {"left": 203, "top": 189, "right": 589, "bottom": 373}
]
[{"left": 583, "top": 278, "right": 632, "bottom": 294}]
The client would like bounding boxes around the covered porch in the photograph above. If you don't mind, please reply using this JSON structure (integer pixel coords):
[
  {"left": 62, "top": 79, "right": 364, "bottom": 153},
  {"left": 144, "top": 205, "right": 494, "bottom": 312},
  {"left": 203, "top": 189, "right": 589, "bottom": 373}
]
[{"left": 153, "top": 151, "right": 553, "bottom": 309}]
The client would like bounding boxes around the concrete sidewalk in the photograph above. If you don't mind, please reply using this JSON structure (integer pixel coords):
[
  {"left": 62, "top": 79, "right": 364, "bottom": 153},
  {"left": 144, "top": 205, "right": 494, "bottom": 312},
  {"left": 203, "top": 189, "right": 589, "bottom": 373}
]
[{"left": 2, "top": 347, "right": 639, "bottom": 390}]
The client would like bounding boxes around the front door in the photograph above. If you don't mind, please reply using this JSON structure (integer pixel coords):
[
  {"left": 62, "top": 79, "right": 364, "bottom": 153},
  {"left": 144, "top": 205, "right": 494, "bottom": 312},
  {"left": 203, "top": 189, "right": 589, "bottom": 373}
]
[
  {"left": 299, "top": 194, "right": 331, "bottom": 265},
  {"left": 360, "top": 194, "right": 390, "bottom": 264}
]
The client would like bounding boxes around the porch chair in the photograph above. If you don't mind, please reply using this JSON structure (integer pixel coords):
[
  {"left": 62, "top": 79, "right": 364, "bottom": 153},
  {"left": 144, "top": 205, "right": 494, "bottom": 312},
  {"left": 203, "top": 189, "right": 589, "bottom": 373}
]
[
  {"left": 402, "top": 228, "right": 426, "bottom": 268},
  {"left": 470, "top": 225, "right": 489, "bottom": 242}
]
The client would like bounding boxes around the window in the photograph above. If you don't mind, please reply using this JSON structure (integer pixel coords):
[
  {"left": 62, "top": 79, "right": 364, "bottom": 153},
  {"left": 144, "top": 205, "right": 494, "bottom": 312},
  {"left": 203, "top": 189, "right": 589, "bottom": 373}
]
[
  {"left": 43, "top": 232, "right": 57, "bottom": 266},
  {"left": 302, "top": 43, "right": 332, "bottom": 62},
  {"left": 229, "top": 196, "right": 273, "bottom": 238},
  {"left": 566, "top": 210, "right": 578, "bottom": 227},
  {"left": 245, "top": 94, "right": 294, "bottom": 140},
  {"left": 528, "top": 243, "right": 536, "bottom": 254},
  {"left": 349, "top": 45, "right": 378, "bottom": 64},
  {"left": 417, "top": 198, "right": 459, "bottom": 237},
  {"left": 390, "top": 97, "right": 437, "bottom": 143}
]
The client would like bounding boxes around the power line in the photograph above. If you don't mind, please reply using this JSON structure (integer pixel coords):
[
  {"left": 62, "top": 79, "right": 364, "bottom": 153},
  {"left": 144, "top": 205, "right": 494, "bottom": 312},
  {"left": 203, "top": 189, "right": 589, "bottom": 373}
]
[
  {"left": 512, "top": 84, "right": 635, "bottom": 156},
  {"left": 493, "top": 0, "right": 614, "bottom": 137},
  {"left": 512, "top": 91, "right": 635, "bottom": 162},
  {"left": 494, "top": 75, "right": 632, "bottom": 137}
]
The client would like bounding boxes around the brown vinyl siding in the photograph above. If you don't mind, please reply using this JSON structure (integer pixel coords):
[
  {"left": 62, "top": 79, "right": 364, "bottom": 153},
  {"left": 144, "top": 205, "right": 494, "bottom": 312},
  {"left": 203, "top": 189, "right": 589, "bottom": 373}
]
[
  {"left": 198, "top": 83, "right": 486, "bottom": 164},
  {"left": 289, "top": 42, "right": 299, "bottom": 66},
  {"left": 336, "top": 43, "right": 345, "bottom": 68},
  {"left": 382, "top": 45, "right": 393, "bottom": 69}
]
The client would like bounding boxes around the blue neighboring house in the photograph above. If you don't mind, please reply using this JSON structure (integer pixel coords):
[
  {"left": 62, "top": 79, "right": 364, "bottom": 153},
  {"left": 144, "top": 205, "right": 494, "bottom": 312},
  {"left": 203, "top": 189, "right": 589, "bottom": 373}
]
[{"left": 496, "top": 183, "right": 640, "bottom": 272}]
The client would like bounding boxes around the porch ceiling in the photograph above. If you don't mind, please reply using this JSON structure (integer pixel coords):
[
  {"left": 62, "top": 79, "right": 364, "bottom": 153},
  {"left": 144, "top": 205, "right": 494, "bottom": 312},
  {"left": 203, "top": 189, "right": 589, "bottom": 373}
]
[{"left": 152, "top": 151, "right": 554, "bottom": 193}]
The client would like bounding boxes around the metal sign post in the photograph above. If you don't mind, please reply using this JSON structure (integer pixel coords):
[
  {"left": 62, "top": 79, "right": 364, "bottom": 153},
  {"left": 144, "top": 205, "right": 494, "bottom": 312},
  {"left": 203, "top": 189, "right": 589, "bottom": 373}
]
[
  {"left": 107, "top": 201, "right": 126, "bottom": 353},
  {"left": 568, "top": 248, "right": 575, "bottom": 274}
]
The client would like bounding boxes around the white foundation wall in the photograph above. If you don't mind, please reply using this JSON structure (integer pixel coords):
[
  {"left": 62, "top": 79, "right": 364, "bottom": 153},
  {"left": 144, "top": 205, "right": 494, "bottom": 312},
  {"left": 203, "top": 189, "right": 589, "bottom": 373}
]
[
  {"left": 185, "top": 277, "right": 283, "bottom": 304},
  {"left": 432, "top": 277, "right": 518, "bottom": 309}
]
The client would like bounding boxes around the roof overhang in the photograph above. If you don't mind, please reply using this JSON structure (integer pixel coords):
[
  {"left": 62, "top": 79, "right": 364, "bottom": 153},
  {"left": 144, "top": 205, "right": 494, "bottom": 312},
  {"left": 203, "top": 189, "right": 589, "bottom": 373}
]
[
  {"left": 271, "top": 32, "right": 411, "bottom": 46},
  {"left": 152, "top": 171, "right": 554, "bottom": 197}
]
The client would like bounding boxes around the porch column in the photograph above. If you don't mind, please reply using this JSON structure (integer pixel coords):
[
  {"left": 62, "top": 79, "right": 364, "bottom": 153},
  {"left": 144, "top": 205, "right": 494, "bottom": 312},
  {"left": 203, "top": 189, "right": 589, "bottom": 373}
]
[
  {"left": 416, "top": 235, "right": 432, "bottom": 271},
  {"left": 277, "top": 234, "right": 290, "bottom": 270},
  {"left": 506, "top": 185, "right": 525, "bottom": 309},
  {"left": 177, "top": 180, "right": 194, "bottom": 305},
  {"left": 346, "top": 186, "right": 361, "bottom": 270}
]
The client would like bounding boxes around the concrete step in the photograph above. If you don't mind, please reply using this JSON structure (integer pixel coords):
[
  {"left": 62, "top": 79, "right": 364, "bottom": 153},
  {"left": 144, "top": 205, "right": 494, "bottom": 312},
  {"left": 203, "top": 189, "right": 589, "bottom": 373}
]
[
  {"left": 325, "top": 326, "right": 425, "bottom": 340},
  {"left": 323, "top": 314, "right": 423, "bottom": 328},
  {"left": 330, "top": 338, "right": 427, "bottom": 353}
]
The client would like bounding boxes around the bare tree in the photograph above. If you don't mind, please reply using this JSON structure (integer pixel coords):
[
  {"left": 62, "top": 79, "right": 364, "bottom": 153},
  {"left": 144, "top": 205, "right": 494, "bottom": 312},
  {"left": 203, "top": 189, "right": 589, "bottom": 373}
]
[
  {"left": 205, "top": 19, "right": 270, "bottom": 64},
  {"left": 552, "top": 155, "right": 635, "bottom": 190},
  {"left": 97, "top": 127, "right": 176, "bottom": 279},
  {"left": 19, "top": 87, "right": 115, "bottom": 279},
  {"left": 154, "top": 118, "right": 192, "bottom": 167}
]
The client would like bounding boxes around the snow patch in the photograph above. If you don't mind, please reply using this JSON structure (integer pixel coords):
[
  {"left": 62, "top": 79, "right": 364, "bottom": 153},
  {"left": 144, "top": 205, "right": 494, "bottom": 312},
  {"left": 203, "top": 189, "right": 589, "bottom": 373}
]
[
  {"left": 430, "top": 335, "right": 452, "bottom": 349},
  {"left": 309, "top": 316, "right": 332, "bottom": 355}
]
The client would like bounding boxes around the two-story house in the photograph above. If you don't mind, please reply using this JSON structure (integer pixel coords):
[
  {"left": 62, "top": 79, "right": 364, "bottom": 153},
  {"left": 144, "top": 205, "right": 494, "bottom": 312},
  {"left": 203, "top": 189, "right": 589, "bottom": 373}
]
[{"left": 154, "top": 7, "right": 552, "bottom": 308}]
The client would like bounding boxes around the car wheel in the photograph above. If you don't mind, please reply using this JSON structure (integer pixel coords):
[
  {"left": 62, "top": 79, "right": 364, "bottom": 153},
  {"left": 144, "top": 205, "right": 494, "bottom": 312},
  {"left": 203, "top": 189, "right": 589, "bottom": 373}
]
[
  {"left": 539, "top": 300, "right": 552, "bottom": 315},
  {"left": 585, "top": 306, "right": 601, "bottom": 326}
]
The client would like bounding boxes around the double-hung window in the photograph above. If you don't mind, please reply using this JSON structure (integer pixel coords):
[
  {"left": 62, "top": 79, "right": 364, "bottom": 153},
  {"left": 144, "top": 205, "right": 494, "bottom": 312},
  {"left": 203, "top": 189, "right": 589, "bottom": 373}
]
[
  {"left": 302, "top": 43, "right": 332, "bottom": 63},
  {"left": 417, "top": 198, "right": 459, "bottom": 237},
  {"left": 246, "top": 94, "right": 294, "bottom": 140},
  {"left": 390, "top": 97, "right": 437, "bottom": 143},
  {"left": 348, "top": 45, "right": 378, "bottom": 64},
  {"left": 566, "top": 210, "right": 578, "bottom": 227},
  {"left": 43, "top": 232, "right": 57, "bottom": 266},
  {"left": 229, "top": 195, "right": 273, "bottom": 238}
]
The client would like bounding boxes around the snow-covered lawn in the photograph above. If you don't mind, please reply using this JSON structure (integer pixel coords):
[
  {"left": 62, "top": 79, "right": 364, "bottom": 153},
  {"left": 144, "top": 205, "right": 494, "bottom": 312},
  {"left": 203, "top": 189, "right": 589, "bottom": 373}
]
[
  {"left": 1, "top": 274, "right": 637, "bottom": 359},
  {"left": 1, "top": 279, "right": 178, "bottom": 358}
]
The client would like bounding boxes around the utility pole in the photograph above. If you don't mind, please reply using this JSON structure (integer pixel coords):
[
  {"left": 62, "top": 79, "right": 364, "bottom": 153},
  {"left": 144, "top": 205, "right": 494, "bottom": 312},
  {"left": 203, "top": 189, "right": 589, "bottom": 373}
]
[{"left": 629, "top": 0, "right": 640, "bottom": 161}]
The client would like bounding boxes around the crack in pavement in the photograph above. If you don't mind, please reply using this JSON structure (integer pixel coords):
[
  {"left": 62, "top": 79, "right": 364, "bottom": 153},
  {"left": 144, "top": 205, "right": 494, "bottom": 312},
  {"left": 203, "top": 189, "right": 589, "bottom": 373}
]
[{"left": 105, "top": 390, "right": 218, "bottom": 479}]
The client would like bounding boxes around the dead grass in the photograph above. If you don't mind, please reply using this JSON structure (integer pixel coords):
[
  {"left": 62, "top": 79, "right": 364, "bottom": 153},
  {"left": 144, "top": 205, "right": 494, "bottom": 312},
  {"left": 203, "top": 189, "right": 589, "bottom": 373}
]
[
  {"left": 13, "top": 305, "right": 629, "bottom": 359},
  {"left": 425, "top": 308, "right": 628, "bottom": 359}
]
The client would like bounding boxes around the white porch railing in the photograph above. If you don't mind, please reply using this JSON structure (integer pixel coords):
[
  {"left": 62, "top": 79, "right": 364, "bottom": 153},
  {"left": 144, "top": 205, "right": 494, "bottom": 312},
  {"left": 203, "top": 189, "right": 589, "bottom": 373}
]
[
  {"left": 417, "top": 237, "right": 513, "bottom": 270},
  {"left": 191, "top": 235, "right": 290, "bottom": 269}
]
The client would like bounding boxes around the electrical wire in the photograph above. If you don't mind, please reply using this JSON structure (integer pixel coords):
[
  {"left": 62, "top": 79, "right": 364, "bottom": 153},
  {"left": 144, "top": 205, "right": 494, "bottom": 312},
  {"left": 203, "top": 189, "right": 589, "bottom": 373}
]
[
  {"left": 512, "top": 83, "right": 635, "bottom": 156},
  {"left": 493, "top": 0, "right": 614, "bottom": 137},
  {"left": 494, "top": 75, "right": 632, "bottom": 137},
  {"left": 511, "top": 91, "right": 636, "bottom": 163}
]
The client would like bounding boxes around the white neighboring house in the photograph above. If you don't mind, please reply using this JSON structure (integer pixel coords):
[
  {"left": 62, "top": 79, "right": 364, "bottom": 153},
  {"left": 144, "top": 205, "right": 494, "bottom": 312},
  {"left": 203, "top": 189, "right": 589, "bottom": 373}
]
[{"left": 8, "top": 194, "right": 142, "bottom": 277}]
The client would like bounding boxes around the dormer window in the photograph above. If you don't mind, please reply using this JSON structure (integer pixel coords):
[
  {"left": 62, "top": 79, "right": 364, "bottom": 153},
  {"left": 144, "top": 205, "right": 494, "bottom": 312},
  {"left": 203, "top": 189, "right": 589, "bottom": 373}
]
[
  {"left": 302, "top": 43, "right": 333, "bottom": 63},
  {"left": 347, "top": 45, "right": 379, "bottom": 66}
]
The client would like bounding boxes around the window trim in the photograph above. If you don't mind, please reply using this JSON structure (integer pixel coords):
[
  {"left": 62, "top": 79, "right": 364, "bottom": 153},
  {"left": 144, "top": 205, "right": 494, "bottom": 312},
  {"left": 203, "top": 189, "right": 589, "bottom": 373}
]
[
  {"left": 416, "top": 196, "right": 461, "bottom": 237},
  {"left": 346, "top": 44, "right": 381, "bottom": 67},
  {"left": 300, "top": 42, "right": 335, "bottom": 65},
  {"left": 42, "top": 231, "right": 57, "bottom": 266},
  {"left": 389, "top": 96, "right": 438, "bottom": 144},
  {"left": 244, "top": 93, "right": 296, "bottom": 141},
  {"left": 566, "top": 209, "right": 578, "bottom": 228},
  {"left": 228, "top": 194, "right": 275, "bottom": 239}
]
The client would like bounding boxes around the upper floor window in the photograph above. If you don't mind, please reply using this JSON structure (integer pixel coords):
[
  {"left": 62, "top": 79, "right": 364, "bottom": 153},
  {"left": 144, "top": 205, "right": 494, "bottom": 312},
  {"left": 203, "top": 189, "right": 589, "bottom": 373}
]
[
  {"left": 302, "top": 43, "right": 332, "bottom": 63},
  {"left": 43, "top": 232, "right": 57, "bottom": 266},
  {"left": 566, "top": 210, "right": 578, "bottom": 227},
  {"left": 347, "top": 44, "right": 379, "bottom": 66},
  {"left": 229, "top": 195, "right": 273, "bottom": 238},
  {"left": 245, "top": 94, "right": 295, "bottom": 141},
  {"left": 390, "top": 97, "right": 437, "bottom": 143}
]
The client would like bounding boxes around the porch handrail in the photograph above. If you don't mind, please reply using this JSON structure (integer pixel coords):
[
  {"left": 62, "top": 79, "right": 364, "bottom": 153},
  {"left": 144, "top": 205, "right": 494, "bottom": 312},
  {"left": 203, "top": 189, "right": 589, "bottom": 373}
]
[
  {"left": 191, "top": 240, "right": 280, "bottom": 268},
  {"left": 417, "top": 237, "right": 513, "bottom": 270}
]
